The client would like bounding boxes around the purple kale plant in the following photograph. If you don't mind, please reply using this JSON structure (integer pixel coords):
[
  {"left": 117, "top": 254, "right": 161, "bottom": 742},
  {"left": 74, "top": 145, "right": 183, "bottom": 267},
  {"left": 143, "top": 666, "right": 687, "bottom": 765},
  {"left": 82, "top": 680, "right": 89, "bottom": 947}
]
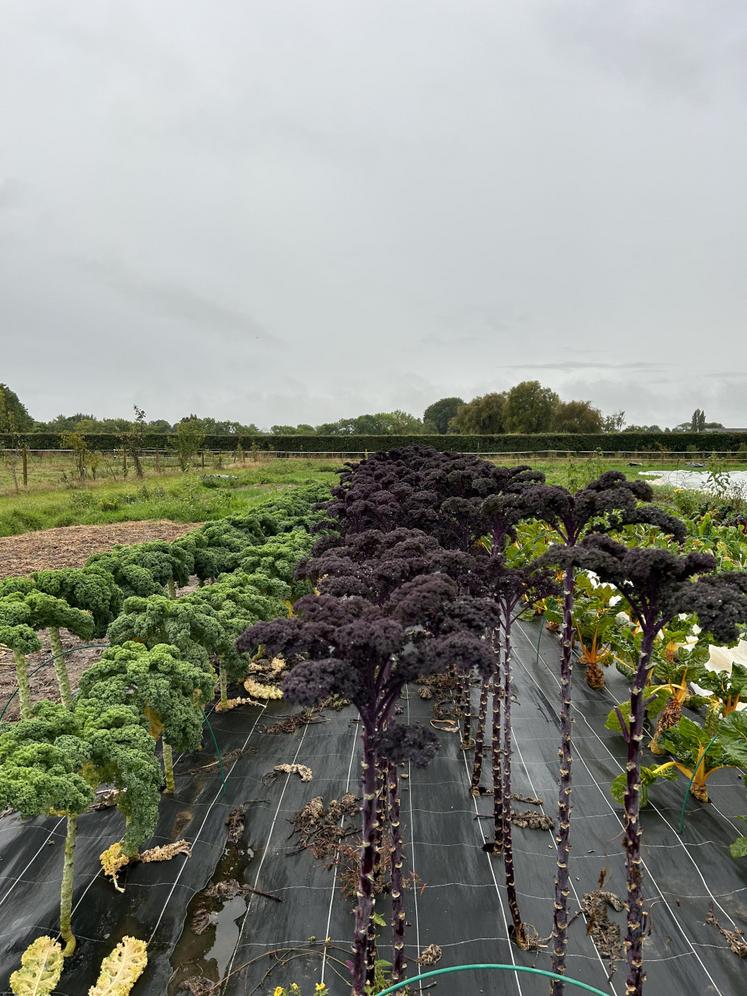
[
  {"left": 238, "top": 574, "right": 495, "bottom": 994},
  {"left": 521, "top": 473, "right": 685, "bottom": 989},
  {"left": 555, "top": 535, "right": 747, "bottom": 996}
]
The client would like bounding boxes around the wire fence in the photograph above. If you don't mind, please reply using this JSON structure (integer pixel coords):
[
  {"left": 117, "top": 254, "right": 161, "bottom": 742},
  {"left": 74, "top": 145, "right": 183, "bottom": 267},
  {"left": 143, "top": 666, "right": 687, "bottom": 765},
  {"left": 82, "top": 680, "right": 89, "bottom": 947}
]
[{"left": 2, "top": 447, "right": 746, "bottom": 496}]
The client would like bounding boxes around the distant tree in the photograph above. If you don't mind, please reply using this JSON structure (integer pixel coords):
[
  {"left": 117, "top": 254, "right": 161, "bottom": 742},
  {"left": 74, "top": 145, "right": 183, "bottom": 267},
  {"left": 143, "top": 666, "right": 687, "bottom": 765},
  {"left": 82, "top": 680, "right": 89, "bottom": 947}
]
[
  {"left": 171, "top": 416, "right": 259, "bottom": 435},
  {"left": 602, "top": 410, "right": 626, "bottom": 432},
  {"left": 316, "top": 412, "right": 426, "bottom": 435},
  {"left": 449, "top": 393, "right": 507, "bottom": 434},
  {"left": 270, "top": 424, "right": 316, "bottom": 435},
  {"left": 60, "top": 432, "right": 93, "bottom": 480},
  {"left": 372, "top": 411, "right": 426, "bottom": 434},
  {"left": 423, "top": 397, "right": 465, "bottom": 435},
  {"left": 315, "top": 418, "right": 353, "bottom": 435},
  {"left": 0, "top": 384, "right": 33, "bottom": 433},
  {"left": 172, "top": 417, "right": 205, "bottom": 471},
  {"left": 504, "top": 381, "right": 559, "bottom": 433},
  {"left": 46, "top": 414, "right": 96, "bottom": 431},
  {"left": 690, "top": 409, "right": 707, "bottom": 432},
  {"left": 553, "top": 400, "right": 604, "bottom": 434},
  {"left": 147, "top": 419, "right": 173, "bottom": 432},
  {"left": 121, "top": 406, "right": 147, "bottom": 478},
  {"left": 42, "top": 414, "right": 130, "bottom": 433},
  {"left": 623, "top": 424, "right": 663, "bottom": 433}
]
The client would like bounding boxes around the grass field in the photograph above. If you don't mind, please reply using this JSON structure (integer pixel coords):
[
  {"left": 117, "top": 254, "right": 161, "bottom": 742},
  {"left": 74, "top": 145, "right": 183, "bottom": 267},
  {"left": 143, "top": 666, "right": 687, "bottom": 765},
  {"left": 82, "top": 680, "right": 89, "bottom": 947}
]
[
  {"left": 0, "top": 459, "right": 340, "bottom": 536},
  {"left": 0, "top": 452, "right": 741, "bottom": 537}
]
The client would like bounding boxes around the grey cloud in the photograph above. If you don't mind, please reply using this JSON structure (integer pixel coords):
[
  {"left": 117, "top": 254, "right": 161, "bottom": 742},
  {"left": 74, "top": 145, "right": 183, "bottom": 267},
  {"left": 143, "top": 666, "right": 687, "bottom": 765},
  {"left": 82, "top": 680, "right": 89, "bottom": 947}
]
[
  {"left": 499, "top": 361, "right": 670, "bottom": 372},
  {"left": 71, "top": 257, "right": 280, "bottom": 347},
  {"left": 1, "top": 0, "right": 746, "bottom": 430}
]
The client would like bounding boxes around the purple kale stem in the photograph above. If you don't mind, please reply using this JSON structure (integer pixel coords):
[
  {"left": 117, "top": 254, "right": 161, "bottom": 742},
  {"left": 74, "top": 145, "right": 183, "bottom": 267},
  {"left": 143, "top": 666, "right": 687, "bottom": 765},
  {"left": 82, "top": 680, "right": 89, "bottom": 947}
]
[
  {"left": 469, "top": 675, "right": 493, "bottom": 795},
  {"left": 623, "top": 625, "right": 656, "bottom": 996},
  {"left": 501, "top": 615, "right": 530, "bottom": 948},
  {"left": 365, "top": 759, "right": 387, "bottom": 982},
  {"left": 459, "top": 668, "right": 474, "bottom": 748},
  {"left": 352, "top": 721, "right": 379, "bottom": 996},
  {"left": 491, "top": 649, "right": 503, "bottom": 852},
  {"left": 387, "top": 761, "right": 406, "bottom": 983},
  {"left": 550, "top": 562, "right": 575, "bottom": 992}
]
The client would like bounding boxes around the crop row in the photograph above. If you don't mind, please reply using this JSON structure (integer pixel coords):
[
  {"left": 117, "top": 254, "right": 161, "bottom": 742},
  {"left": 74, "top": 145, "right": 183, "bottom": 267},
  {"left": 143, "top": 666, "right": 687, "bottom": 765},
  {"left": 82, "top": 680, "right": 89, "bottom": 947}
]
[
  {"left": 0, "top": 483, "right": 330, "bottom": 992},
  {"left": 238, "top": 447, "right": 747, "bottom": 996}
]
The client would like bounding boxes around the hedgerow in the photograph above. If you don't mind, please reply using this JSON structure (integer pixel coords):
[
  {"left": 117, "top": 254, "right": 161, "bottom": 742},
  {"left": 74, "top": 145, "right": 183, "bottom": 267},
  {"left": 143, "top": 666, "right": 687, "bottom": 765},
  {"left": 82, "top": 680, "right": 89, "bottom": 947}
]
[{"left": 5, "top": 429, "right": 747, "bottom": 452}]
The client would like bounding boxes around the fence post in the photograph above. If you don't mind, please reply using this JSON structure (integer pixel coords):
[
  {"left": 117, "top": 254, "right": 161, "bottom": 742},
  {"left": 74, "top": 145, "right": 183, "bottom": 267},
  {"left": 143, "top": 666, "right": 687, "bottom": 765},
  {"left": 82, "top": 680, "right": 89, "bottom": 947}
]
[{"left": 21, "top": 447, "right": 28, "bottom": 488}]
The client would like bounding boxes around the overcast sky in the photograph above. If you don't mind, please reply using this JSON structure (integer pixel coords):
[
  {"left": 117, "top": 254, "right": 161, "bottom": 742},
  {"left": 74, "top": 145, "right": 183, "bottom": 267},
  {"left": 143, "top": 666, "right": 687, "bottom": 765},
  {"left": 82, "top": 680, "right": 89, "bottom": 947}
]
[{"left": 2, "top": 1, "right": 746, "bottom": 429}]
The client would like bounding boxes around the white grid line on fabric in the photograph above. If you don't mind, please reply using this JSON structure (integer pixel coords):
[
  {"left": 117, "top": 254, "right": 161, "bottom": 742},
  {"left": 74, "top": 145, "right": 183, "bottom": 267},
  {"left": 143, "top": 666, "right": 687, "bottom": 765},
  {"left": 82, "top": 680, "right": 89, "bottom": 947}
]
[
  {"left": 319, "top": 718, "right": 359, "bottom": 985},
  {"left": 514, "top": 621, "right": 728, "bottom": 996},
  {"left": 220, "top": 717, "right": 311, "bottom": 993},
  {"left": 144, "top": 702, "right": 269, "bottom": 945},
  {"left": 457, "top": 726, "right": 524, "bottom": 996},
  {"left": 511, "top": 723, "right": 619, "bottom": 994},
  {"left": 517, "top": 623, "right": 741, "bottom": 928}
]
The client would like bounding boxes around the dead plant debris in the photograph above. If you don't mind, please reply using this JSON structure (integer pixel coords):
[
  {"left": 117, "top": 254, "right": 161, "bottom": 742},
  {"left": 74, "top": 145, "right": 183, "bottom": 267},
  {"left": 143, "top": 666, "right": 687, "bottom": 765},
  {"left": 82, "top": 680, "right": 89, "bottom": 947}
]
[
  {"left": 511, "top": 810, "right": 554, "bottom": 831},
  {"left": 511, "top": 792, "right": 543, "bottom": 806},
  {"left": 225, "top": 806, "right": 246, "bottom": 846},
  {"left": 706, "top": 905, "right": 747, "bottom": 958},
  {"left": 572, "top": 869, "right": 624, "bottom": 974},
  {"left": 175, "top": 976, "right": 214, "bottom": 995},
  {"left": 418, "top": 943, "right": 443, "bottom": 965},
  {"left": 288, "top": 794, "right": 360, "bottom": 862},
  {"left": 90, "top": 788, "right": 120, "bottom": 811},
  {"left": 141, "top": 839, "right": 192, "bottom": 863},
  {"left": 263, "top": 708, "right": 327, "bottom": 735},
  {"left": 263, "top": 763, "right": 313, "bottom": 784}
]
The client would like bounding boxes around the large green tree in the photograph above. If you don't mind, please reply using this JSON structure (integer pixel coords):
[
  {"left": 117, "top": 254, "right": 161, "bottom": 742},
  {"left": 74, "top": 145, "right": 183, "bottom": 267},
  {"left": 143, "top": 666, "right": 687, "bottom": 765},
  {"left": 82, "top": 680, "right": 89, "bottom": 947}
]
[
  {"left": 423, "top": 397, "right": 465, "bottom": 434},
  {"left": 0, "top": 384, "right": 33, "bottom": 433},
  {"left": 553, "top": 399, "right": 604, "bottom": 434},
  {"left": 504, "top": 380, "right": 559, "bottom": 433},
  {"left": 449, "top": 393, "right": 506, "bottom": 433}
]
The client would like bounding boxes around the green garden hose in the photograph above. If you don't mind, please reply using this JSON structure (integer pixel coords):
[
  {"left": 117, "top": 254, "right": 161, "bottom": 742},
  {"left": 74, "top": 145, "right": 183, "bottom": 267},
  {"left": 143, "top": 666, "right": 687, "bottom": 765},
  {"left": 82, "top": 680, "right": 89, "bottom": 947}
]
[{"left": 375, "top": 964, "right": 609, "bottom": 995}]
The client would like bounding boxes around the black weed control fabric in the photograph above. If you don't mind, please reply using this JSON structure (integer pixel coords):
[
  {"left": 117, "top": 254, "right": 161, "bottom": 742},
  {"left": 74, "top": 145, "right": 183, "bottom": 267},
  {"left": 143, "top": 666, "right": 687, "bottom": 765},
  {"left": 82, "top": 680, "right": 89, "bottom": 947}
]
[{"left": 0, "top": 621, "right": 745, "bottom": 995}]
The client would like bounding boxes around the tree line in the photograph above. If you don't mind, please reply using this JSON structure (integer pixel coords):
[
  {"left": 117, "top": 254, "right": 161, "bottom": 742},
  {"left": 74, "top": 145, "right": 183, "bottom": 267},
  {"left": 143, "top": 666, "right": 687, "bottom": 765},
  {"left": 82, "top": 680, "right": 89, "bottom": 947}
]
[{"left": 1, "top": 380, "right": 723, "bottom": 439}]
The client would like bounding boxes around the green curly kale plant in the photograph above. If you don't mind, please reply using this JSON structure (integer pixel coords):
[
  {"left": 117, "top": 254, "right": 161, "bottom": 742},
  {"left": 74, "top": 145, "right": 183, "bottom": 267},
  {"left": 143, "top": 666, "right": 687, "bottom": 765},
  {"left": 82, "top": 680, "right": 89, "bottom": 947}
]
[
  {"left": 0, "top": 700, "right": 160, "bottom": 954},
  {"left": 78, "top": 641, "right": 215, "bottom": 792}
]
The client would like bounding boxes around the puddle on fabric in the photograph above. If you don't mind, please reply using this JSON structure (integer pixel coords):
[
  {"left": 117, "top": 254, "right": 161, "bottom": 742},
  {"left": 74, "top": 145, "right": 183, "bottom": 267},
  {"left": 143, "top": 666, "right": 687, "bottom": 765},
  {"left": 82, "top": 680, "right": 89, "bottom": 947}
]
[{"left": 167, "top": 838, "right": 256, "bottom": 993}]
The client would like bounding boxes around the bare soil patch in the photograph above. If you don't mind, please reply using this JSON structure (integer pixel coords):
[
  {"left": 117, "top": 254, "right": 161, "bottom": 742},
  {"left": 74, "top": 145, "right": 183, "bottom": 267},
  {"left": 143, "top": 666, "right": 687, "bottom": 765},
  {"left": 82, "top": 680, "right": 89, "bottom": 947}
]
[{"left": 0, "top": 519, "right": 199, "bottom": 578}]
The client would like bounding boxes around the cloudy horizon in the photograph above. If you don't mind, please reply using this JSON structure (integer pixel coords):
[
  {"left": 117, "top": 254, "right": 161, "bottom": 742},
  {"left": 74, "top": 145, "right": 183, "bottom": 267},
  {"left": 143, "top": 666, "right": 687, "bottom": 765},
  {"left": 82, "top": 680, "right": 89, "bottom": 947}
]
[{"left": 2, "top": 1, "right": 746, "bottom": 429}]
